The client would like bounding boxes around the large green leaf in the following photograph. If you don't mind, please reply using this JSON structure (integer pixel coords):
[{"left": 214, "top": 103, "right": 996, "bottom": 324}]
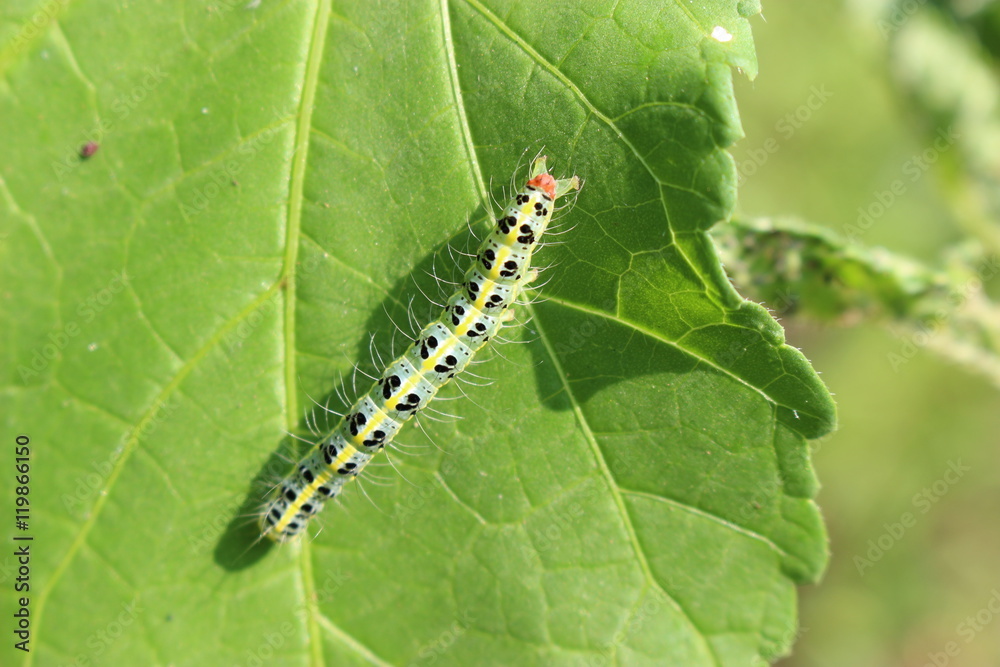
[{"left": 0, "top": 1, "right": 834, "bottom": 665}]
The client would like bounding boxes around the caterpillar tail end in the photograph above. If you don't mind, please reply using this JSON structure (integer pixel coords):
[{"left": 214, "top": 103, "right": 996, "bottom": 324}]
[
  {"left": 260, "top": 524, "right": 283, "bottom": 544},
  {"left": 258, "top": 499, "right": 300, "bottom": 544}
]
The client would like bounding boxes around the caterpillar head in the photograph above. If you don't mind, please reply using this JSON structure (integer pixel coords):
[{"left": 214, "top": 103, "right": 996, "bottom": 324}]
[{"left": 528, "top": 155, "right": 580, "bottom": 200}]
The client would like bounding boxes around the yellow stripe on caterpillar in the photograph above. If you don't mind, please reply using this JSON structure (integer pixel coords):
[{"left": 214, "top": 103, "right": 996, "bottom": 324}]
[{"left": 258, "top": 155, "right": 580, "bottom": 543}]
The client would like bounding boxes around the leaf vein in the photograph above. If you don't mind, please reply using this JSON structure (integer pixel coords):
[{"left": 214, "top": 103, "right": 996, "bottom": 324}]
[{"left": 530, "top": 304, "right": 721, "bottom": 666}]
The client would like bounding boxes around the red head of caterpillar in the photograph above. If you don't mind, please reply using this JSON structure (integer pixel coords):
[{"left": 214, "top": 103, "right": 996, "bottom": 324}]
[
  {"left": 260, "top": 156, "right": 580, "bottom": 543},
  {"left": 527, "top": 171, "right": 557, "bottom": 198}
]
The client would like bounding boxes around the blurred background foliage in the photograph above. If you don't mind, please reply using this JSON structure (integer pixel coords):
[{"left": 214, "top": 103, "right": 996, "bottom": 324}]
[{"left": 720, "top": 1, "right": 1000, "bottom": 665}]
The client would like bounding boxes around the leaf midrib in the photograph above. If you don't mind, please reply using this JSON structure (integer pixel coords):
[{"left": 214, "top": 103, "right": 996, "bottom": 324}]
[
  {"left": 25, "top": 1, "right": 790, "bottom": 663},
  {"left": 23, "top": 1, "right": 344, "bottom": 665},
  {"left": 282, "top": 1, "right": 334, "bottom": 666}
]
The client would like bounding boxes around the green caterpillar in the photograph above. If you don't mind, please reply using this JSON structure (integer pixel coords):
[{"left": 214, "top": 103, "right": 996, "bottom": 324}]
[{"left": 261, "top": 156, "right": 580, "bottom": 542}]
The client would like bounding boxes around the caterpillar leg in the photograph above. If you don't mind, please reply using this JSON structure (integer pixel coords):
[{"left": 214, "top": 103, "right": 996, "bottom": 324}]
[{"left": 259, "top": 155, "right": 580, "bottom": 543}]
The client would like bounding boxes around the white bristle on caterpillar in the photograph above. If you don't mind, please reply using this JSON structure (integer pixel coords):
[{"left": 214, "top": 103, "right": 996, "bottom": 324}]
[{"left": 260, "top": 156, "right": 580, "bottom": 543}]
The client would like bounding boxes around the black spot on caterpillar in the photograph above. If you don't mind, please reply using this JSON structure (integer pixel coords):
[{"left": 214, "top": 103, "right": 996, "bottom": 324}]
[{"left": 259, "top": 156, "right": 580, "bottom": 542}]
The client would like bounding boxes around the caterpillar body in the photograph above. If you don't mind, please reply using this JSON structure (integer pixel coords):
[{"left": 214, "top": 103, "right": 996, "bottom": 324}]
[{"left": 261, "top": 156, "right": 580, "bottom": 542}]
